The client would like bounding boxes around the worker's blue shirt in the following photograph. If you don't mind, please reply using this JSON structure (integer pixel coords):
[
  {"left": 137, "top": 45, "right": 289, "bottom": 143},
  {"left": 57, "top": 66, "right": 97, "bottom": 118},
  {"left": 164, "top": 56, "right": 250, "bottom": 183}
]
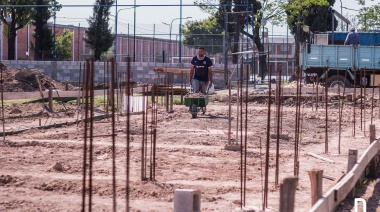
[
  {"left": 344, "top": 32, "right": 360, "bottom": 45},
  {"left": 191, "top": 55, "right": 213, "bottom": 82}
]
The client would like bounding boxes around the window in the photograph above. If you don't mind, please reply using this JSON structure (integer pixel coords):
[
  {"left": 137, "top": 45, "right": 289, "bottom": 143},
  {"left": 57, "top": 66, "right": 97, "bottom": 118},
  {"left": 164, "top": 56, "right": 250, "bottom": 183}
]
[{"left": 281, "top": 44, "right": 289, "bottom": 52}]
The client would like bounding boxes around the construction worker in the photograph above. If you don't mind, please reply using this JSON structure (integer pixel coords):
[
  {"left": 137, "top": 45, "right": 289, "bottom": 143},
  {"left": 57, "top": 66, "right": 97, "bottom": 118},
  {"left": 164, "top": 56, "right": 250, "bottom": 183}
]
[{"left": 189, "top": 47, "right": 213, "bottom": 94}]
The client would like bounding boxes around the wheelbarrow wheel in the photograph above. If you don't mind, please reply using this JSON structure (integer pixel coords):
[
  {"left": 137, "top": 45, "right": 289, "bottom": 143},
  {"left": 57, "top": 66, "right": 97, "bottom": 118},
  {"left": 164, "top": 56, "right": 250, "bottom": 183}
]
[
  {"left": 202, "top": 107, "right": 206, "bottom": 115},
  {"left": 191, "top": 103, "right": 197, "bottom": 118}
]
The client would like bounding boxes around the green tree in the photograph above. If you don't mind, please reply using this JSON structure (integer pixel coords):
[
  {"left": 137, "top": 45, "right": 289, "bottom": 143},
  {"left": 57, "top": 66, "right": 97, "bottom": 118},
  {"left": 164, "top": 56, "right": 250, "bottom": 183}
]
[
  {"left": 357, "top": 3, "right": 380, "bottom": 31},
  {"left": 182, "top": 16, "right": 224, "bottom": 54},
  {"left": 31, "top": 0, "right": 61, "bottom": 60},
  {"left": 194, "top": 0, "right": 332, "bottom": 78},
  {"left": 85, "top": 0, "right": 114, "bottom": 61},
  {"left": 0, "top": 0, "right": 33, "bottom": 60},
  {"left": 284, "top": 0, "right": 334, "bottom": 71},
  {"left": 56, "top": 29, "right": 73, "bottom": 60}
]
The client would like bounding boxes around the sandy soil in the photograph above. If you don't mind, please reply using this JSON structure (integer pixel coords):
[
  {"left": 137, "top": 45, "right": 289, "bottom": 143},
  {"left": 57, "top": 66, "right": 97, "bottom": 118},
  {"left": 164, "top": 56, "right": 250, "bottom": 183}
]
[{"left": 0, "top": 90, "right": 379, "bottom": 212}]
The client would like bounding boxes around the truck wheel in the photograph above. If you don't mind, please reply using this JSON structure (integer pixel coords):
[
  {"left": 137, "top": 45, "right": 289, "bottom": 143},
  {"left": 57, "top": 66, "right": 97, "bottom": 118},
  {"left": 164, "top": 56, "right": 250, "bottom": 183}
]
[{"left": 327, "top": 75, "right": 352, "bottom": 88}]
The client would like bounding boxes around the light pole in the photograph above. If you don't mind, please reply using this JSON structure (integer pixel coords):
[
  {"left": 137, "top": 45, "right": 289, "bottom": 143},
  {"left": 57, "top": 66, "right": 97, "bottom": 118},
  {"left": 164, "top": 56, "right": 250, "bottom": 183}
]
[
  {"left": 114, "top": 7, "right": 134, "bottom": 62},
  {"left": 162, "top": 22, "right": 170, "bottom": 62},
  {"left": 163, "top": 16, "right": 191, "bottom": 63},
  {"left": 261, "top": 17, "right": 267, "bottom": 80}
]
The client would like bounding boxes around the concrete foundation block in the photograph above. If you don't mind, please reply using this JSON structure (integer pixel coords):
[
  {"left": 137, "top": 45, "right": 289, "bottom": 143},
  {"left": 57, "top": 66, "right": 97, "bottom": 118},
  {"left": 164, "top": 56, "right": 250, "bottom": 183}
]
[{"left": 174, "top": 189, "right": 201, "bottom": 212}]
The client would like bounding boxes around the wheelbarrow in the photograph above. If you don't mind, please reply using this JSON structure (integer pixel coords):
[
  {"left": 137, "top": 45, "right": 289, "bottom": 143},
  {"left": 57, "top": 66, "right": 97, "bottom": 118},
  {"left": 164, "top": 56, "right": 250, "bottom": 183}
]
[{"left": 184, "top": 86, "right": 210, "bottom": 118}]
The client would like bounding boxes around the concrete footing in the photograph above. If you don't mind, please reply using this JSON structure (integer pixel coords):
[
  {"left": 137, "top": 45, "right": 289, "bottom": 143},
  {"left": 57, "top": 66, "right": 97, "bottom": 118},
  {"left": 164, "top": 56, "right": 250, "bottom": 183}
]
[{"left": 174, "top": 189, "right": 201, "bottom": 212}]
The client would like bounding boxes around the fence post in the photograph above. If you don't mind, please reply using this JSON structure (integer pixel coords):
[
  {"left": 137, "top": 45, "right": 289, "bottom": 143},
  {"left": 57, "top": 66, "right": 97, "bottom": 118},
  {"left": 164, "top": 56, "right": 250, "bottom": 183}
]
[
  {"left": 309, "top": 169, "right": 323, "bottom": 206},
  {"left": 48, "top": 88, "right": 53, "bottom": 112},
  {"left": 369, "top": 124, "right": 377, "bottom": 178},
  {"left": 279, "top": 177, "right": 298, "bottom": 212},
  {"left": 348, "top": 149, "right": 358, "bottom": 198}
]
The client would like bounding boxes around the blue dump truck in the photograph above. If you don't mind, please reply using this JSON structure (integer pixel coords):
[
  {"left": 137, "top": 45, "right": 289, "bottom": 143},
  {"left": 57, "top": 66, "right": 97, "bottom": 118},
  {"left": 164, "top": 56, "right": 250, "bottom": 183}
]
[{"left": 301, "top": 32, "right": 380, "bottom": 87}]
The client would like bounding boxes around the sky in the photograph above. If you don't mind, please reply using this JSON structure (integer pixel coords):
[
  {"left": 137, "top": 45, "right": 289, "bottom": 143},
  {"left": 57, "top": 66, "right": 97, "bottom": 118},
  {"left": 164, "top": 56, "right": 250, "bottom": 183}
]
[{"left": 54, "top": 0, "right": 376, "bottom": 38}]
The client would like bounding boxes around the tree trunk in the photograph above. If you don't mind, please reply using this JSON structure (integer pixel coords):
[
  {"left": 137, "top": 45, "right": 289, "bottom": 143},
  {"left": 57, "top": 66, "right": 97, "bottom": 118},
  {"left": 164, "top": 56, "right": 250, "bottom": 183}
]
[
  {"left": 34, "top": 22, "right": 43, "bottom": 61},
  {"left": 7, "top": 24, "right": 16, "bottom": 60}
]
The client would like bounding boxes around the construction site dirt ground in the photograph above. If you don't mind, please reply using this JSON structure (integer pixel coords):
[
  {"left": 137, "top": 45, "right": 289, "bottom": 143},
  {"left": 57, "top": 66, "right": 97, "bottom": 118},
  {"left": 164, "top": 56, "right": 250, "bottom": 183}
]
[{"left": 0, "top": 89, "right": 380, "bottom": 212}]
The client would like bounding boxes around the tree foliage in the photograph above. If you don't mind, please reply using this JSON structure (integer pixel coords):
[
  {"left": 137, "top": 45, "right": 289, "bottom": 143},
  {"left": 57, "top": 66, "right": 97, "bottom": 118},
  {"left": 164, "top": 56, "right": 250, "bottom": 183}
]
[
  {"left": 182, "top": 16, "right": 224, "bottom": 54},
  {"left": 56, "top": 29, "right": 72, "bottom": 60},
  {"left": 32, "top": 0, "right": 61, "bottom": 60},
  {"left": 357, "top": 3, "right": 380, "bottom": 31},
  {"left": 85, "top": 0, "right": 115, "bottom": 61},
  {"left": 0, "top": 0, "right": 33, "bottom": 60}
]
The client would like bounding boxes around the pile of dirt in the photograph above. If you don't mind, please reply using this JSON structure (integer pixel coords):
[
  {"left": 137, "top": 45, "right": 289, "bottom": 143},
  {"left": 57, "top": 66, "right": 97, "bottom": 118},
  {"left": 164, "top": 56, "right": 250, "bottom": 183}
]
[{"left": 0, "top": 62, "right": 75, "bottom": 92}]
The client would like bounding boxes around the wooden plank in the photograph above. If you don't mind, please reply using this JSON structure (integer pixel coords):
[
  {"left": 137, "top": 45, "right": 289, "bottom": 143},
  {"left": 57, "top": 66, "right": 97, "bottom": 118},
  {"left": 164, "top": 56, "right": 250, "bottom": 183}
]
[
  {"left": 310, "top": 139, "right": 380, "bottom": 212},
  {"left": 308, "top": 152, "right": 335, "bottom": 163}
]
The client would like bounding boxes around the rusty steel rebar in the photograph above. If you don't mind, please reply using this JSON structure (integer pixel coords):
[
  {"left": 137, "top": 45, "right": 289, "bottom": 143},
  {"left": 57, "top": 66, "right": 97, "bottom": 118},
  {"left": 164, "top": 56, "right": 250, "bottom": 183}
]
[
  {"left": 1, "top": 64, "right": 5, "bottom": 141},
  {"left": 81, "top": 59, "right": 90, "bottom": 212},
  {"left": 324, "top": 67, "right": 328, "bottom": 153},
  {"left": 181, "top": 71, "right": 184, "bottom": 104},
  {"left": 141, "top": 85, "right": 146, "bottom": 181},
  {"left": 360, "top": 69, "right": 363, "bottom": 130},
  {"left": 371, "top": 69, "right": 375, "bottom": 124},
  {"left": 316, "top": 75, "right": 319, "bottom": 111},
  {"left": 294, "top": 68, "right": 301, "bottom": 176},
  {"left": 126, "top": 57, "right": 131, "bottom": 211},
  {"left": 228, "top": 79, "right": 232, "bottom": 145},
  {"left": 264, "top": 64, "right": 272, "bottom": 208},
  {"left": 275, "top": 65, "right": 282, "bottom": 185},
  {"left": 239, "top": 62, "right": 243, "bottom": 208},
  {"left": 363, "top": 68, "right": 367, "bottom": 136},
  {"left": 244, "top": 64, "right": 249, "bottom": 207},
  {"left": 353, "top": 67, "right": 357, "bottom": 137},
  {"left": 110, "top": 58, "right": 117, "bottom": 211}
]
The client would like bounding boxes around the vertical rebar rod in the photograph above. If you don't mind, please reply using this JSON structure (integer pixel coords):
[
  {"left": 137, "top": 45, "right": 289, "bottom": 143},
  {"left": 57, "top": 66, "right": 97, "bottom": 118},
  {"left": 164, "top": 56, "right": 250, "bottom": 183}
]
[
  {"left": 104, "top": 61, "right": 107, "bottom": 115},
  {"left": 239, "top": 62, "right": 243, "bottom": 208},
  {"left": 126, "top": 57, "right": 131, "bottom": 212},
  {"left": 353, "top": 67, "right": 357, "bottom": 137},
  {"left": 360, "top": 70, "right": 363, "bottom": 130},
  {"left": 264, "top": 64, "right": 272, "bottom": 208},
  {"left": 110, "top": 58, "right": 117, "bottom": 212},
  {"left": 244, "top": 64, "right": 249, "bottom": 207},
  {"left": 141, "top": 85, "right": 146, "bottom": 180},
  {"left": 228, "top": 79, "right": 232, "bottom": 145},
  {"left": 316, "top": 75, "right": 319, "bottom": 111},
  {"left": 294, "top": 68, "right": 300, "bottom": 176},
  {"left": 89, "top": 58, "right": 95, "bottom": 211},
  {"left": 275, "top": 65, "right": 282, "bottom": 185},
  {"left": 1, "top": 65, "right": 5, "bottom": 141},
  {"left": 76, "top": 63, "right": 83, "bottom": 123},
  {"left": 236, "top": 79, "right": 240, "bottom": 142},
  {"left": 144, "top": 85, "right": 148, "bottom": 180},
  {"left": 181, "top": 71, "right": 184, "bottom": 104},
  {"left": 106, "top": 61, "right": 110, "bottom": 116},
  {"left": 170, "top": 74, "right": 174, "bottom": 111},
  {"left": 363, "top": 68, "right": 367, "bottom": 135},
  {"left": 150, "top": 81, "right": 155, "bottom": 181},
  {"left": 324, "top": 68, "right": 328, "bottom": 153},
  {"left": 81, "top": 59, "right": 90, "bottom": 212},
  {"left": 371, "top": 69, "right": 375, "bottom": 124},
  {"left": 338, "top": 82, "right": 341, "bottom": 155}
]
